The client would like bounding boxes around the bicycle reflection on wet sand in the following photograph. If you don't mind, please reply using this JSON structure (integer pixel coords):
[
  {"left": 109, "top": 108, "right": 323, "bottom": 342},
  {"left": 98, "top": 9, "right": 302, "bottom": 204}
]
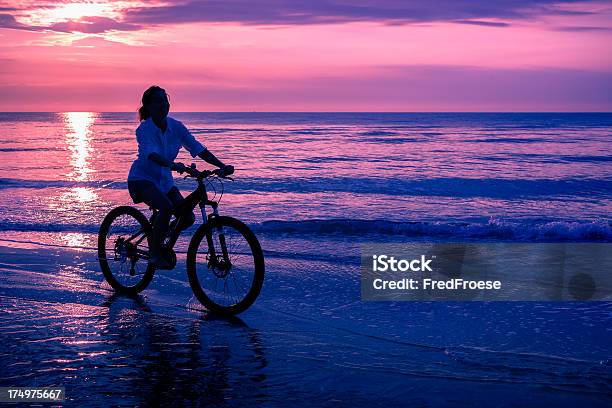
[{"left": 94, "top": 294, "right": 269, "bottom": 406}]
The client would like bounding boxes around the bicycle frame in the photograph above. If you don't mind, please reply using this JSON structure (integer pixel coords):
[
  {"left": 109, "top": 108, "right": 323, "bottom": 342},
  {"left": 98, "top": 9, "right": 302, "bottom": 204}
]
[{"left": 150, "top": 176, "right": 229, "bottom": 268}]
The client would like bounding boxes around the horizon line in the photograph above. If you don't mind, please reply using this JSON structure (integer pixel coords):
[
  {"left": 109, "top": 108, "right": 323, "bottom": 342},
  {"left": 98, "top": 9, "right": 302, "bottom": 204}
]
[{"left": 0, "top": 111, "right": 611, "bottom": 114}]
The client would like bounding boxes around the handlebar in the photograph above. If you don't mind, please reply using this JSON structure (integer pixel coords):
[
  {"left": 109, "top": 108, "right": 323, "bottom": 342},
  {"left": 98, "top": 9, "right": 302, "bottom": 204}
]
[{"left": 176, "top": 164, "right": 234, "bottom": 181}]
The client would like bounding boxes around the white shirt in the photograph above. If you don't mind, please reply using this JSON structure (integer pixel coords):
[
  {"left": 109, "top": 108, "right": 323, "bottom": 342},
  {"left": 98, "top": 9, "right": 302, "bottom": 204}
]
[{"left": 128, "top": 116, "right": 207, "bottom": 193}]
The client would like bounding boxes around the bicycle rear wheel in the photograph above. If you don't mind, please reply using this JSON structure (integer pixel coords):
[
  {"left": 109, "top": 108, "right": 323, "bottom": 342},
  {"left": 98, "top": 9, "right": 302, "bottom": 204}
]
[
  {"left": 187, "top": 216, "right": 265, "bottom": 315},
  {"left": 98, "top": 206, "right": 155, "bottom": 294}
]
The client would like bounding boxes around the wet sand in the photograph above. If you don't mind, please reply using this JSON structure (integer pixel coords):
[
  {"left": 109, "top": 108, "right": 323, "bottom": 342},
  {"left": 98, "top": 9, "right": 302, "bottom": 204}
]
[{"left": 0, "top": 241, "right": 610, "bottom": 407}]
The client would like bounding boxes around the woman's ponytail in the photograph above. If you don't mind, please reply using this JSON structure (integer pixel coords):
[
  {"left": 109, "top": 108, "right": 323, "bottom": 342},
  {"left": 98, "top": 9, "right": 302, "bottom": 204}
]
[{"left": 138, "top": 105, "right": 150, "bottom": 121}]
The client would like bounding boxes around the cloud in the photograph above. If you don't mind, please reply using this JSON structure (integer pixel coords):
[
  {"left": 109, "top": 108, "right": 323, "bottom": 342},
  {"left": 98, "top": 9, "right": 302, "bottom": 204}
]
[
  {"left": 0, "top": 13, "right": 39, "bottom": 30},
  {"left": 554, "top": 25, "right": 612, "bottom": 32},
  {"left": 48, "top": 16, "right": 141, "bottom": 34},
  {"left": 0, "top": 1, "right": 607, "bottom": 34},
  {"left": 0, "top": 13, "right": 140, "bottom": 34},
  {"left": 452, "top": 20, "right": 511, "bottom": 27},
  {"left": 122, "top": 0, "right": 600, "bottom": 26}
]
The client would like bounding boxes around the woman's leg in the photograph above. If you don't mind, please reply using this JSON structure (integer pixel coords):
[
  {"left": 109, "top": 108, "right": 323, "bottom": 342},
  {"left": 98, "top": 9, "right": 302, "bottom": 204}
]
[
  {"left": 166, "top": 187, "right": 196, "bottom": 231},
  {"left": 128, "top": 180, "right": 173, "bottom": 262}
]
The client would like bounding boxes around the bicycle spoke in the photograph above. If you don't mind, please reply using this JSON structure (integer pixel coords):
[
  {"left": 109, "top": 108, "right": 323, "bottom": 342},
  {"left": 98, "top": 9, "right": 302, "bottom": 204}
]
[
  {"left": 102, "top": 212, "right": 150, "bottom": 289},
  {"left": 194, "top": 222, "right": 257, "bottom": 308}
]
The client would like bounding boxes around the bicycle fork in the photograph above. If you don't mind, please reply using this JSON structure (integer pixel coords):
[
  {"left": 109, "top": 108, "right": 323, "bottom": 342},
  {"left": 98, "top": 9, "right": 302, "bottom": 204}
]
[{"left": 200, "top": 202, "right": 231, "bottom": 272}]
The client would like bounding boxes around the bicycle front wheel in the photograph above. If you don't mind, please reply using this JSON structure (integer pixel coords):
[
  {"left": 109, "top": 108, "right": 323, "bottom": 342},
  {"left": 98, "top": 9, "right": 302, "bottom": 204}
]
[
  {"left": 187, "top": 216, "right": 265, "bottom": 315},
  {"left": 98, "top": 206, "right": 155, "bottom": 294}
]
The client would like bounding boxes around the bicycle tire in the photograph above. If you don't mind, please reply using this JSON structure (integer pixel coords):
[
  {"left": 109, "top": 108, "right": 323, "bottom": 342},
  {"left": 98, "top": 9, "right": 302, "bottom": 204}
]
[
  {"left": 98, "top": 206, "right": 155, "bottom": 294},
  {"left": 187, "top": 216, "right": 265, "bottom": 315}
]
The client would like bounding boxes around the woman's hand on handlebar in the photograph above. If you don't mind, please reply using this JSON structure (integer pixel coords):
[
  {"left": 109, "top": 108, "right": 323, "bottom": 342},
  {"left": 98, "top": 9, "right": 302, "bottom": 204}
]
[
  {"left": 171, "top": 162, "right": 187, "bottom": 174},
  {"left": 173, "top": 162, "right": 235, "bottom": 179},
  {"left": 219, "top": 165, "right": 234, "bottom": 177}
]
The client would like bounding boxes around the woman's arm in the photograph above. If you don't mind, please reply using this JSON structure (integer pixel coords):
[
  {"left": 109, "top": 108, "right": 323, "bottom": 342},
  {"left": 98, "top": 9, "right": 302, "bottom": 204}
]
[
  {"left": 148, "top": 151, "right": 233, "bottom": 174},
  {"left": 199, "top": 150, "right": 234, "bottom": 175},
  {"left": 176, "top": 120, "right": 234, "bottom": 174},
  {"left": 198, "top": 149, "right": 225, "bottom": 168},
  {"left": 147, "top": 152, "right": 188, "bottom": 173}
]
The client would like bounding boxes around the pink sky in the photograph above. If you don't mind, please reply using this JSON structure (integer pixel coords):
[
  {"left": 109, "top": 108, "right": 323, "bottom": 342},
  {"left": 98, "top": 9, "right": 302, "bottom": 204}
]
[{"left": 0, "top": 0, "right": 611, "bottom": 111}]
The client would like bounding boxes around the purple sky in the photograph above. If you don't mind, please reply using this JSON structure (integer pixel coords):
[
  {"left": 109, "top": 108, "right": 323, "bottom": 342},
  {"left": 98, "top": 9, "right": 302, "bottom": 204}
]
[{"left": 0, "top": 0, "right": 611, "bottom": 111}]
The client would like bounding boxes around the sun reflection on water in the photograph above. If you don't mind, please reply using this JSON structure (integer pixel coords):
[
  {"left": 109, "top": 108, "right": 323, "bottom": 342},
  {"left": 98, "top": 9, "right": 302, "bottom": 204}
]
[
  {"left": 62, "top": 112, "right": 99, "bottom": 209},
  {"left": 61, "top": 232, "right": 91, "bottom": 250},
  {"left": 64, "top": 112, "right": 95, "bottom": 182},
  {"left": 72, "top": 186, "right": 97, "bottom": 202}
]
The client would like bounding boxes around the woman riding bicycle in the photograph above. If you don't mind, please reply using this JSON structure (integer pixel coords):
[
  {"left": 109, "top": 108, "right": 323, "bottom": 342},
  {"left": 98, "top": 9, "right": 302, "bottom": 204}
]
[{"left": 128, "top": 85, "right": 234, "bottom": 269}]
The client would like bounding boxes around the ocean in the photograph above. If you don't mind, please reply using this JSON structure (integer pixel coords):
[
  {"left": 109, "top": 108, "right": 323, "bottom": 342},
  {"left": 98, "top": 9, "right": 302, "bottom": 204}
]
[
  {"left": 0, "top": 112, "right": 610, "bottom": 245},
  {"left": 0, "top": 112, "right": 610, "bottom": 406}
]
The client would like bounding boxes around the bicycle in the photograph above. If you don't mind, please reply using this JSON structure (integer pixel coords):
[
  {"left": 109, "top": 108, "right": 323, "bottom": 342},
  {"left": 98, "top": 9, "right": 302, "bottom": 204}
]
[{"left": 97, "top": 165, "right": 265, "bottom": 315}]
